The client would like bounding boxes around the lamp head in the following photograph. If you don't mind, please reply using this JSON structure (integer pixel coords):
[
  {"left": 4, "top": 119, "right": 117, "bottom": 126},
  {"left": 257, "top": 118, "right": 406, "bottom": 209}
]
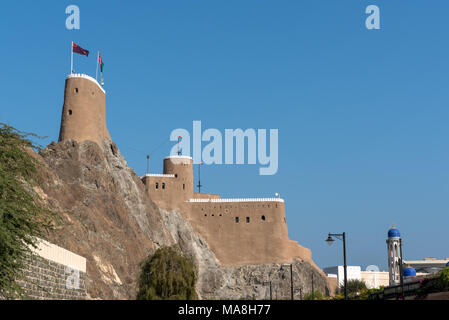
[{"left": 325, "top": 234, "right": 334, "bottom": 246}]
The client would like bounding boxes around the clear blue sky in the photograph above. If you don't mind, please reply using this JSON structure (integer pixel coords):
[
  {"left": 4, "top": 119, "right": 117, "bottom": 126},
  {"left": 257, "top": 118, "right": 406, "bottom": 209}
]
[{"left": 1, "top": 1, "right": 448, "bottom": 271}]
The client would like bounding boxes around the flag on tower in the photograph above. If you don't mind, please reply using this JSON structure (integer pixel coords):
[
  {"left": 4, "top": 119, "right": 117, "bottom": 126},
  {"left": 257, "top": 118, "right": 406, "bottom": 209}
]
[
  {"left": 72, "top": 42, "right": 89, "bottom": 56},
  {"left": 99, "top": 53, "right": 104, "bottom": 72}
]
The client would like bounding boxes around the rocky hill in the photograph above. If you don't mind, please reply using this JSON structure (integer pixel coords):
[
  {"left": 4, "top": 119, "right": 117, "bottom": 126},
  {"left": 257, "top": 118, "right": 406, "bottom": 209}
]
[{"left": 34, "top": 138, "right": 329, "bottom": 299}]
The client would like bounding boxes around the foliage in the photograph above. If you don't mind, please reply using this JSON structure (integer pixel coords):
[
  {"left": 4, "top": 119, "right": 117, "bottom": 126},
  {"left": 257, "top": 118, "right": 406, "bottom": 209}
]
[
  {"left": 332, "top": 280, "right": 382, "bottom": 300},
  {"left": 338, "top": 279, "right": 367, "bottom": 295},
  {"left": 438, "top": 267, "right": 449, "bottom": 289},
  {"left": 417, "top": 267, "right": 449, "bottom": 297},
  {"left": 0, "top": 122, "right": 55, "bottom": 299},
  {"left": 304, "top": 290, "right": 325, "bottom": 300},
  {"left": 136, "top": 246, "right": 198, "bottom": 300}
]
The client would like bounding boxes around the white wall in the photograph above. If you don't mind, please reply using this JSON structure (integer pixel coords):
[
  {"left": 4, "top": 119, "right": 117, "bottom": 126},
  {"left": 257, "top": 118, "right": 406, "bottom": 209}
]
[
  {"left": 361, "top": 271, "right": 389, "bottom": 289},
  {"left": 30, "top": 238, "right": 86, "bottom": 273},
  {"left": 323, "top": 266, "right": 362, "bottom": 287}
]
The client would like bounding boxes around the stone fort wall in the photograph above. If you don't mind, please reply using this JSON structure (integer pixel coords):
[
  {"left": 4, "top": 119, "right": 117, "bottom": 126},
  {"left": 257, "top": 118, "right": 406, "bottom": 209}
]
[
  {"left": 17, "top": 239, "right": 88, "bottom": 300},
  {"left": 185, "top": 199, "right": 313, "bottom": 266},
  {"left": 142, "top": 156, "right": 316, "bottom": 268}
]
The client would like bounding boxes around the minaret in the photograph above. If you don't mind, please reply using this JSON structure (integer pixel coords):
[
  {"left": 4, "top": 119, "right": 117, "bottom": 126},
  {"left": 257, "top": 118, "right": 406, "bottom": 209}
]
[
  {"left": 386, "top": 226, "right": 402, "bottom": 285},
  {"left": 58, "top": 74, "right": 111, "bottom": 146}
]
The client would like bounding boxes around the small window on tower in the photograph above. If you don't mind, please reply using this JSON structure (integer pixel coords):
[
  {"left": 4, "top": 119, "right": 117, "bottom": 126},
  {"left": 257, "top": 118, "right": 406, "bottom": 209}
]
[
  {"left": 246, "top": 217, "right": 250, "bottom": 223},
  {"left": 183, "top": 184, "right": 185, "bottom": 190},
  {"left": 68, "top": 110, "right": 72, "bottom": 115},
  {"left": 235, "top": 217, "right": 239, "bottom": 223},
  {"left": 155, "top": 182, "right": 159, "bottom": 189},
  {"left": 261, "top": 215, "right": 266, "bottom": 221},
  {"left": 162, "top": 183, "right": 165, "bottom": 189},
  {"left": 75, "top": 88, "right": 78, "bottom": 93}
]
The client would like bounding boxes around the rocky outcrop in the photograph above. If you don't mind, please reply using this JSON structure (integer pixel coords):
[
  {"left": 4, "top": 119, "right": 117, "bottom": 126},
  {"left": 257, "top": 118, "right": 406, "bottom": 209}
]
[
  {"left": 34, "top": 139, "right": 329, "bottom": 299},
  {"left": 159, "top": 209, "right": 329, "bottom": 299},
  {"left": 199, "top": 260, "right": 330, "bottom": 300},
  {"left": 37, "top": 139, "right": 172, "bottom": 299}
]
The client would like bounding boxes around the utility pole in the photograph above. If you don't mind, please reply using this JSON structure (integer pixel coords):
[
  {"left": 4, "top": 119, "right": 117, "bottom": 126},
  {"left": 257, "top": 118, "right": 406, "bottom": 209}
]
[
  {"left": 343, "top": 232, "right": 348, "bottom": 300},
  {"left": 399, "top": 238, "right": 405, "bottom": 300},
  {"left": 290, "top": 264, "right": 294, "bottom": 300},
  {"left": 146, "top": 155, "right": 150, "bottom": 175},
  {"left": 270, "top": 281, "right": 272, "bottom": 300},
  {"left": 312, "top": 272, "right": 314, "bottom": 295}
]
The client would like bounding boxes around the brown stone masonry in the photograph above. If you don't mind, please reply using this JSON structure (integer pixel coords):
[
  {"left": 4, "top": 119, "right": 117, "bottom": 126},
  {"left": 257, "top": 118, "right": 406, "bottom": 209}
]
[
  {"left": 59, "top": 74, "right": 110, "bottom": 146},
  {"left": 17, "top": 253, "right": 88, "bottom": 300}
]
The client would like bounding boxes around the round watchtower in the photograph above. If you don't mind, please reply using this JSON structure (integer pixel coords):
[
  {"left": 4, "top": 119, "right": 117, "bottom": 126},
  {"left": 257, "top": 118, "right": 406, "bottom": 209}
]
[
  {"left": 163, "top": 156, "right": 194, "bottom": 200},
  {"left": 58, "top": 74, "right": 111, "bottom": 145}
]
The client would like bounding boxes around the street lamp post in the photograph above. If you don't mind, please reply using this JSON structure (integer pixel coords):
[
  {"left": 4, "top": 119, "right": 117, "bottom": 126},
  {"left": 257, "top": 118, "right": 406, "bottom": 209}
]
[
  {"left": 281, "top": 264, "right": 294, "bottom": 300},
  {"left": 263, "top": 270, "right": 274, "bottom": 300},
  {"left": 326, "top": 232, "right": 348, "bottom": 300},
  {"left": 399, "top": 238, "right": 404, "bottom": 300}
]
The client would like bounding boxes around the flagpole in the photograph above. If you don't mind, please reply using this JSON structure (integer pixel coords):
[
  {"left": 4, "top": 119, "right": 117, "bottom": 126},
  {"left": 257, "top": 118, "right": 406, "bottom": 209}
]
[
  {"left": 70, "top": 41, "right": 73, "bottom": 74},
  {"left": 96, "top": 51, "right": 99, "bottom": 81}
]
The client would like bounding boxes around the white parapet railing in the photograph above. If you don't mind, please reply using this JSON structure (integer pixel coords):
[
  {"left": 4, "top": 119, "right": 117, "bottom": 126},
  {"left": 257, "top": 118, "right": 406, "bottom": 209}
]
[
  {"left": 188, "top": 197, "right": 284, "bottom": 203},
  {"left": 141, "top": 174, "right": 176, "bottom": 178},
  {"left": 30, "top": 238, "right": 87, "bottom": 273},
  {"left": 66, "top": 73, "right": 106, "bottom": 94},
  {"left": 164, "top": 155, "right": 193, "bottom": 160}
]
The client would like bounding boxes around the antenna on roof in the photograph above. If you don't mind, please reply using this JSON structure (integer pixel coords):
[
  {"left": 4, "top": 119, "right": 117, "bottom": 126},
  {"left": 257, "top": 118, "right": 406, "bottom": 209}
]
[
  {"left": 146, "top": 155, "right": 150, "bottom": 175},
  {"left": 177, "top": 136, "right": 182, "bottom": 156},
  {"left": 197, "top": 162, "right": 203, "bottom": 193}
]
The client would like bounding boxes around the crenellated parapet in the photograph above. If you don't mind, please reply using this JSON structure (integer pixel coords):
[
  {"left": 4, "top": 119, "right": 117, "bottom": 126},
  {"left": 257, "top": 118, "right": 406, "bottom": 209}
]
[{"left": 141, "top": 157, "right": 314, "bottom": 266}]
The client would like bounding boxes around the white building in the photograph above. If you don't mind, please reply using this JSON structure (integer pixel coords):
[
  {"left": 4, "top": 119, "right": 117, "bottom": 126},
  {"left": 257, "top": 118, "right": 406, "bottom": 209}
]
[
  {"left": 324, "top": 265, "right": 390, "bottom": 289},
  {"left": 361, "top": 270, "right": 390, "bottom": 289},
  {"left": 323, "top": 266, "right": 362, "bottom": 287}
]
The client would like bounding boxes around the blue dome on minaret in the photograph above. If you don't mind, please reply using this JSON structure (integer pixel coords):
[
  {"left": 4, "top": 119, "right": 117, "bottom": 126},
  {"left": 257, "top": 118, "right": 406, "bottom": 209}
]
[
  {"left": 388, "top": 226, "right": 400, "bottom": 238},
  {"left": 403, "top": 267, "right": 416, "bottom": 278}
]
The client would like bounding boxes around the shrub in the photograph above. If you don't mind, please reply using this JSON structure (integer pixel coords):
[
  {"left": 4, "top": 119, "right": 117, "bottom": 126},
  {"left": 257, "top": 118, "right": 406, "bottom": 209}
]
[
  {"left": 417, "top": 268, "right": 449, "bottom": 297},
  {"left": 438, "top": 267, "right": 449, "bottom": 290},
  {"left": 136, "top": 246, "right": 198, "bottom": 300},
  {"left": 304, "top": 290, "right": 325, "bottom": 300},
  {"left": 0, "top": 122, "right": 55, "bottom": 299},
  {"left": 338, "top": 279, "right": 367, "bottom": 295}
]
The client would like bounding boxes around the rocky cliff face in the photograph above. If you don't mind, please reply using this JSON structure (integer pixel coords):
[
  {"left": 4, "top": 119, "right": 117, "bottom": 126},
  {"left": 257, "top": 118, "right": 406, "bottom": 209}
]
[{"left": 35, "top": 139, "right": 329, "bottom": 299}]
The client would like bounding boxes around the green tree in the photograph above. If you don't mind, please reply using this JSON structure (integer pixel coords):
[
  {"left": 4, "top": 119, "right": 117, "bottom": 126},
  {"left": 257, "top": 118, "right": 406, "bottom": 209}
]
[
  {"left": 417, "top": 267, "right": 449, "bottom": 296},
  {"left": 136, "top": 246, "right": 198, "bottom": 300},
  {"left": 338, "top": 279, "right": 367, "bottom": 296},
  {"left": 0, "top": 122, "right": 55, "bottom": 299},
  {"left": 437, "top": 267, "right": 449, "bottom": 290}
]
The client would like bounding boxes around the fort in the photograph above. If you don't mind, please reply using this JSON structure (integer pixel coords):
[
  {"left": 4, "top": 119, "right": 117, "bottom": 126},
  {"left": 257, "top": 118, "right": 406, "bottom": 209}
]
[
  {"left": 169, "top": 122, "right": 279, "bottom": 175},
  {"left": 58, "top": 73, "right": 320, "bottom": 269}
]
